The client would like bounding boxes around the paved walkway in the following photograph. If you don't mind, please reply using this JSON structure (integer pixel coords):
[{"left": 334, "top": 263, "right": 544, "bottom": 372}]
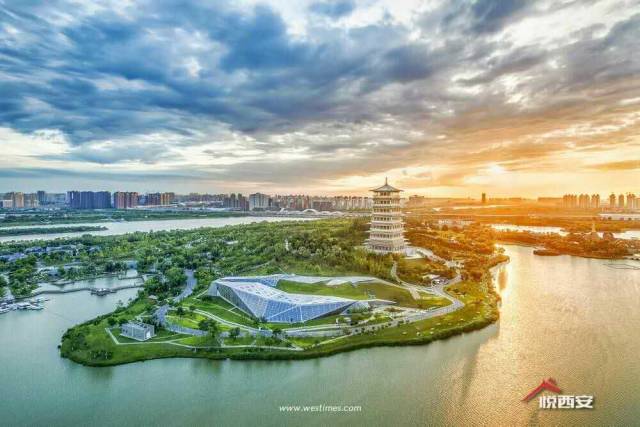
[{"left": 153, "top": 269, "right": 201, "bottom": 336}]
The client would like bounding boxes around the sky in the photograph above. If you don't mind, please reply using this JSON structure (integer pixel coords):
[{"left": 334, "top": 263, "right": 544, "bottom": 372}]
[{"left": 1, "top": 0, "right": 639, "bottom": 197}]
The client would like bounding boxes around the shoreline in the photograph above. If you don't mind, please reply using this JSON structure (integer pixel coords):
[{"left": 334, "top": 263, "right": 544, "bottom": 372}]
[
  {"left": 62, "top": 307, "right": 498, "bottom": 367},
  {"left": 61, "top": 270, "right": 501, "bottom": 367}
]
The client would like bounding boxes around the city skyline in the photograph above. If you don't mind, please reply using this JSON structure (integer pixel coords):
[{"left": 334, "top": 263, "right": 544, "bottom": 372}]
[{"left": 1, "top": 1, "right": 639, "bottom": 196}]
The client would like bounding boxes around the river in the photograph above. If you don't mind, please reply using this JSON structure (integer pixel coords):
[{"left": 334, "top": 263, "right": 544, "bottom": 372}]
[
  {"left": 1, "top": 245, "right": 639, "bottom": 426},
  {"left": 0, "top": 216, "right": 312, "bottom": 243}
]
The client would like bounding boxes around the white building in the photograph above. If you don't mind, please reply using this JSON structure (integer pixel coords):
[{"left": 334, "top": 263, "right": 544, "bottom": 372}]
[
  {"left": 120, "top": 321, "right": 155, "bottom": 341},
  {"left": 248, "top": 193, "right": 271, "bottom": 210},
  {"left": 365, "top": 179, "right": 407, "bottom": 254}
]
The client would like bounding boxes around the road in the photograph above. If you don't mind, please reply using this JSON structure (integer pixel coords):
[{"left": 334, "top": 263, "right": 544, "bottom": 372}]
[
  {"left": 175, "top": 269, "right": 196, "bottom": 302},
  {"left": 390, "top": 260, "right": 465, "bottom": 321}
]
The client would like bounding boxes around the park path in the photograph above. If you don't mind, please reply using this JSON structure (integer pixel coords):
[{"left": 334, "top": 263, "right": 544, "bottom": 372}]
[
  {"left": 153, "top": 269, "right": 203, "bottom": 336},
  {"left": 390, "top": 260, "right": 465, "bottom": 319}
]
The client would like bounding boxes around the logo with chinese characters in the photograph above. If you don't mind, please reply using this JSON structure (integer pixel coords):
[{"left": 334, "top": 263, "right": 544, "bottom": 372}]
[{"left": 523, "top": 378, "right": 594, "bottom": 409}]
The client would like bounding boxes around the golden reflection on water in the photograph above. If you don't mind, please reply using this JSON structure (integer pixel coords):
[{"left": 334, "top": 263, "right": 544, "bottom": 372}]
[{"left": 439, "top": 245, "right": 640, "bottom": 426}]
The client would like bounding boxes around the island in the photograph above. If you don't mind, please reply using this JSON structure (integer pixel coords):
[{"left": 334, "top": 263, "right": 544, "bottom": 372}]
[{"left": 494, "top": 229, "right": 639, "bottom": 259}]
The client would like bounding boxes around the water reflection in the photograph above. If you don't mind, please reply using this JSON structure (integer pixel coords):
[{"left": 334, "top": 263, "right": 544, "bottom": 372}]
[{"left": 2, "top": 245, "right": 640, "bottom": 426}]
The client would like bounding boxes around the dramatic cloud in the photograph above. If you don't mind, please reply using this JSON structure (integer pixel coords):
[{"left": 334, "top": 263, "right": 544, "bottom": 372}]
[{"left": 0, "top": 0, "right": 639, "bottom": 195}]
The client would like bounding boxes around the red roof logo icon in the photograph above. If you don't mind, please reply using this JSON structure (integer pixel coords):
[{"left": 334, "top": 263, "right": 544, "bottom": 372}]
[{"left": 522, "top": 378, "right": 562, "bottom": 402}]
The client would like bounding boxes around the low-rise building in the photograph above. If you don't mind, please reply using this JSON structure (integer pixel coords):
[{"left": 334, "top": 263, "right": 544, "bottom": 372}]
[{"left": 120, "top": 321, "right": 155, "bottom": 341}]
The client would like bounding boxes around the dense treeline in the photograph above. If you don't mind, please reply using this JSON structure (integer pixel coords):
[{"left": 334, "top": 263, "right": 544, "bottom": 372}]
[
  {"left": 496, "top": 230, "right": 634, "bottom": 259},
  {"left": 405, "top": 220, "right": 508, "bottom": 283},
  {"left": 0, "top": 219, "right": 402, "bottom": 298}
]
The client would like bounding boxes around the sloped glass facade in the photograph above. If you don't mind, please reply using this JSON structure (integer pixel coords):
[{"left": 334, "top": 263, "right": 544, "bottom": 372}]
[{"left": 210, "top": 279, "right": 356, "bottom": 323}]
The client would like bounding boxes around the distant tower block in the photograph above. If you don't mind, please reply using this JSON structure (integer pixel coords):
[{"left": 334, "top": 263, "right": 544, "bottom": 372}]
[
  {"left": 365, "top": 178, "right": 407, "bottom": 254},
  {"left": 481, "top": 193, "right": 487, "bottom": 204}
]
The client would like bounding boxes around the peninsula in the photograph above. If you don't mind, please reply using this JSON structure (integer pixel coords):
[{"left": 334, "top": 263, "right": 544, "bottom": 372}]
[{"left": 48, "top": 218, "right": 504, "bottom": 366}]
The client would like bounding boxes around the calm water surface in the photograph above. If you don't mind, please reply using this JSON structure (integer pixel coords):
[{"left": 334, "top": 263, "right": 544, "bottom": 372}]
[
  {"left": 1, "top": 245, "right": 639, "bottom": 426},
  {"left": 0, "top": 216, "right": 311, "bottom": 242}
]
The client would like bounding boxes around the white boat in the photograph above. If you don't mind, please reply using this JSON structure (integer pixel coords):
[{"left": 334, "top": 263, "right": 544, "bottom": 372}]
[{"left": 0, "top": 307, "right": 10, "bottom": 314}]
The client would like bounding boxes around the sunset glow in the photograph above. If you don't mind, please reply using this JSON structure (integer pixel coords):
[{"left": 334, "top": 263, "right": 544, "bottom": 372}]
[{"left": 1, "top": 0, "right": 639, "bottom": 196}]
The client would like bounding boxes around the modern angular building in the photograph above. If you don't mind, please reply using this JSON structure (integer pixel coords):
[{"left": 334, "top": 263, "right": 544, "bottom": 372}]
[
  {"left": 208, "top": 278, "right": 357, "bottom": 323},
  {"left": 365, "top": 178, "right": 407, "bottom": 254}
]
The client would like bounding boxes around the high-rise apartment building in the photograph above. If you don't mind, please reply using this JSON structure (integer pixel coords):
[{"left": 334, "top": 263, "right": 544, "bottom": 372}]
[
  {"left": 67, "top": 191, "right": 112, "bottom": 209},
  {"left": 5, "top": 192, "right": 25, "bottom": 209},
  {"left": 248, "top": 193, "right": 271, "bottom": 210},
  {"left": 113, "top": 192, "right": 138, "bottom": 209},
  {"left": 36, "top": 191, "right": 47, "bottom": 205}
]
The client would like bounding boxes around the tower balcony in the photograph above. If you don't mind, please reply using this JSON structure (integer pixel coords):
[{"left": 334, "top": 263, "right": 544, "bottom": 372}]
[
  {"left": 371, "top": 210, "right": 403, "bottom": 215},
  {"left": 372, "top": 206, "right": 402, "bottom": 210}
]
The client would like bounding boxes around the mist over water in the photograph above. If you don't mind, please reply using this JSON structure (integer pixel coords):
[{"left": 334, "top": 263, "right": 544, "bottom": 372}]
[{"left": 1, "top": 245, "right": 639, "bottom": 426}]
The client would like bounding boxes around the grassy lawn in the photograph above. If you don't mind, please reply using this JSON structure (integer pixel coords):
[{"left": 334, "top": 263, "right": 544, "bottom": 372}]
[
  {"left": 175, "top": 335, "right": 218, "bottom": 347},
  {"left": 364, "top": 314, "right": 392, "bottom": 326},
  {"left": 415, "top": 292, "right": 452, "bottom": 309},
  {"left": 277, "top": 280, "right": 370, "bottom": 299},
  {"left": 189, "top": 298, "right": 257, "bottom": 326},
  {"left": 277, "top": 279, "right": 446, "bottom": 310},
  {"left": 223, "top": 335, "right": 255, "bottom": 346},
  {"left": 286, "top": 336, "right": 326, "bottom": 349},
  {"left": 166, "top": 312, "right": 207, "bottom": 329},
  {"left": 114, "top": 329, "right": 187, "bottom": 344}
]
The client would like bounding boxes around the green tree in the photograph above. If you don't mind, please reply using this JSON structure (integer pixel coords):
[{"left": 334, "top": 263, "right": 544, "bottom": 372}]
[
  {"left": 207, "top": 321, "right": 220, "bottom": 341},
  {"left": 229, "top": 327, "right": 240, "bottom": 340}
]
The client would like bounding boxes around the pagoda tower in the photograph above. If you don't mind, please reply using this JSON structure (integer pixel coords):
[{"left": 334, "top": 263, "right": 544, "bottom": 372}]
[{"left": 365, "top": 178, "right": 406, "bottom": 254}]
